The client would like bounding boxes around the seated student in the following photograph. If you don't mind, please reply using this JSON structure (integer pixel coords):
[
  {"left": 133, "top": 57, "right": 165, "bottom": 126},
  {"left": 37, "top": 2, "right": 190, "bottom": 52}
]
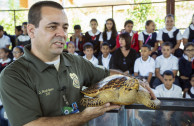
[
  {"left": 179, "top": 42, "right": 194, "bottom": 92},
  {"left": 116, "top": 20, "right": 139, "bottom": 53},
  {"left": 12, "top": 46, "right": 24, "bottom": 61},
  {"left": 16, "top": 22, "right": 31, "bottom": 47},
  {"left": 83, "top": 42, "right": 98, "bottom": 66},
  {"left": 138, "top": 20, "right": 158, "bottom": 53},
  {"left": 98, "top": 42, "right": 113, "bottom": 69},
  {"left": 153, "top": 70, "right": 182, "bottom": 126},
  {"left": 134, "top": 44, "right": 155, "bottom": 86},
  {"left": 153, "top": 42, "right": 179, "bottom": 88},
  {"left": 0, "top": 48, "right": 12, "bottom": 72},
  {"left": 183, "top": 14, "right": 194, "bottom": 45},
  {"left": 112, "top": 32, "right": 137, "bottom": 75},
  {"left": 85, "top": 19, "right": 101, "bottom": 57},
  {"left": 157, "top": 14, "right": 183, "bottom": 58},
  {"left": 0, "top": 25, "right": 11, "bottom": 49},
  {"left": 66, "top": 41, "right": 78, "bottom": 55},
  {"left": 70, "top": 25, "right": 85, "bottom": 56}
]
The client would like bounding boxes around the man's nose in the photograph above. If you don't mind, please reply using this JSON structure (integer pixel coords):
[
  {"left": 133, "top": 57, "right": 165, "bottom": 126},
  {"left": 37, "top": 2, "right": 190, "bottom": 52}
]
[{"left": 56, "top": 27, "right": 67, "bottom": 38}]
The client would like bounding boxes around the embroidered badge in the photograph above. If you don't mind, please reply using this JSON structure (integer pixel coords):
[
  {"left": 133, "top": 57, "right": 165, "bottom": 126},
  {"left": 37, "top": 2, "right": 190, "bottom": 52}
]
[{"left": 70, "top": 73, "right": 80, "bottom": 88}]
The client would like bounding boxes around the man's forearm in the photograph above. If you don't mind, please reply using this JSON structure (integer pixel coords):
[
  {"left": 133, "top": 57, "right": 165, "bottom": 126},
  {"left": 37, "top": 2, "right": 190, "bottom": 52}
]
[{"left": 109, "top": 69, "right": 124, "bottom": 76}]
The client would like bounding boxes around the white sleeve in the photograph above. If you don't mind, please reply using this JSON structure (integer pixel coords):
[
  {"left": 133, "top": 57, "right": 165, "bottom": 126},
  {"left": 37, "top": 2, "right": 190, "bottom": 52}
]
[
  {"left": 176, "top": 30, "right": 183, "bottom": 40},
  {"left": 154, "top": 87, "right": 161, "bottom": 97},
  {"left": 185, "top": 93, "right": 191, "bottom": 98},
  {"left": 177, "top": 88, "right": 183, "bottom": 98},
  {"left": 5, "top": 36, "right": 11, "bottom": 45},
  {"left": 172, "top": 57, "right": 178, "bottom": 70},
  {"left": 134, "top": 59, "right": 139, "bottom": 73},
  {"left": 183, "top": 28, "right": 190, "bottom": 39},
  {"left": 155, "top": 57, "right": 160, "bottom": 68},
  {"left": 138, "top": 32, "right": 144, "bottom": 41},
  {"left": 157, "top": 30, "right": 163, "bottom": 41},
  {"left": 150, "top": 59, "right": 155, "bottom": 74},
  {"left": 99, "top": 33, "right": 103, "bottom": 42}
]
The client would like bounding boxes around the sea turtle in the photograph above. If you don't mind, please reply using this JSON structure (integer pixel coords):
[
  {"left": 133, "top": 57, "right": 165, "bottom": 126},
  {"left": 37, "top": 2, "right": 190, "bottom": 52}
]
[{"left": 80, "top": 74, "right": 160, "bottom": 109}]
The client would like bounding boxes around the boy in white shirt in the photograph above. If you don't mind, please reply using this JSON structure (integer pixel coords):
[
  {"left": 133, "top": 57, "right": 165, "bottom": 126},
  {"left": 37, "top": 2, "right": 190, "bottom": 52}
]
[
  {"left": 83, "top": 42, "right": 98, "bottom": 66},
  {"left": 134, "top": 44, "right": 155, "bottom": 87},
  {"left": 153, "top": 42, "right": 179, "bottom": 88},
  {"left": 67, "top": 42, "right": 78, "bottom": 55}
]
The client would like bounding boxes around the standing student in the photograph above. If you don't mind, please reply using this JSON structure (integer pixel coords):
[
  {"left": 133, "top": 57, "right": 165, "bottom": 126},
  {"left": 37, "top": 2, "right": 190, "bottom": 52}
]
[
  {"left": 0, "top": 25, "right": 11, "bottom": 49},
  {"left": 116, "top": 20, "right": 139, "bottom": 53},
  {"left": 85, "top": 19, "right": 101, "bottom": 57},
  {"left": 112, "top": 32, "right": 137, "bottom": 75},
  {"left": 183, "top": 14, "right": 194, "bottom": 45},
  {"left": 138, "top": 20, "right": 158, "bottom": 53},
  {"left": 157, "top": 14, "right": 183, "bottom": 57},
  {"left": 99, "top": 18, "right": 117, "bottom": 53},
  {"left": 0, "top": 48, "right": 12, "bottom": 73}
]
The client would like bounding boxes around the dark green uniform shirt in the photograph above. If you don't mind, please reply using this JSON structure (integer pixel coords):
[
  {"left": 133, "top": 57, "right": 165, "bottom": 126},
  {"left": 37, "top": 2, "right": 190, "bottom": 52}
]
[{"left": 0, "top": 45, "right": 109, "bottom": 126}]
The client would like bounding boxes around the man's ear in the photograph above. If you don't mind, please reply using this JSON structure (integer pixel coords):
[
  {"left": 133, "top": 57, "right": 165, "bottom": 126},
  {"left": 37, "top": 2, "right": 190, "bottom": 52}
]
[{"left": 27, "top": 24, "right": 35, "bottom": 39}]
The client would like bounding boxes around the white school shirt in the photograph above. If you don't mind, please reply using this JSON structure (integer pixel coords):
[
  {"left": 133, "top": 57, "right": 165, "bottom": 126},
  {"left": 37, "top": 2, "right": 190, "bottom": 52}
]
[
  {"left": 83, "top": 55, "right": 98, "bottom": 66},
  {"left": 185, "top": 87, "right": 194, "bottom": 98},
  {"left": 0, "top": 35, "right": 11, "bottom": 48},
  {"left": 183, "top": 24, "right": 194, "bottom": 39},
  {"left": 138, "top": 30, "right": 153, "bottom": 42},
  {"left": 99, "top": 31, "right": 112, "bottom": 42},
  {"left": 155, "top": 54, "right": 178, "bottom": 75},
  {"left": 134, "top": 56, "right": 155, "bottom": 77},
  {"left": 157, "top": 26, "right": 182, "bottom": 41},
  {"left": 0, "top": 58, "right": 11, "bottom": 64},
  {"left": 155, "top": 84, "right": 182, "bottom": 98},
  {"left": 88, "top": 30, "right": 101, "bottom": 39},
  {"left": 102, "top": 54, "right": 112, "bottom": 69}
]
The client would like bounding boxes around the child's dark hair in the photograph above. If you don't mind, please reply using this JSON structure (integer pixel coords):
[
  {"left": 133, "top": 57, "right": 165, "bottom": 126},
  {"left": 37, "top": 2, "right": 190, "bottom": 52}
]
[
  {"left": 163, "top": 70, "right": 174, "bottom": 78},
  {"left": 119, "top": 32, "right": 131, "bottom": 50},
  {"left": 15, "top": 25, "right": 22, "bottom": 32},
  {"left": 14, "top": 46, "right": 24, "bottom": 53},
  {"left": 101, "top": 41, "right": 110, "bottom": 48},
  {"left": 191, "top": 74, "right": 194, "bottom": 80},
  {"left": 90, "top": 18, "right": 98, "bottom": 25},
  {"left": 0, "top": 25, "right": 3, "bottom": 31},
  {"left": 162, "top": 42, "right": 173, "bottom": 49},
  {"left": 184, "top": 42, "right": 194, "bottom": 52},
  {"left": 145, "top": 20, "right": 154, "bottom": 27},
  {"left": 67, "top": 41, "right": 75, "bottom": 47},
  {"left": 0, "top": 48, "right": 10, "bottom": 54},
  {"left": 22, "top": 22, "right": 27, "bottom": 26},
  {"left": 103, "top": 18, "right": 117, "bottom": 41},
  {"left": 141, "top": 44, "right": 151, "bottom": 51},
  {"left": 74, "top": 25, "right": 81, "bottom": 30},
  {"left": 165, "top": 14, "right": 174, "bottom": 21},
  {"left": 151, "top": 52, "right": 158, "bottom": 57},
  {"left": 124, "top": 20, "right": 133, "bottom": 27},
  {"left": 83, "top": 42, "right": 94, "bottom": 51}
]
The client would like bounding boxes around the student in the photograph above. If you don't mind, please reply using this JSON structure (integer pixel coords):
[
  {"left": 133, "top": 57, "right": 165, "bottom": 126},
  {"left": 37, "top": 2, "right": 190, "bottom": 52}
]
[
  {"left": 112, "top": 32, "right": 137, "bottom": 75},
  {"left": 99, "top": 18, "right": 117, "bottom": 53},
  {"left": 179, "top": 42, "right": 194, "bottom": 92},
  {"left": 12, "top": 46, "right": 24, "bottom": 61},
  {"left": 153, "top": 42, "right": 179, "bottom": 88},
  {"left": 85, "top": 19, "right": 101, "bottom": 57},
  {"left": 138, "top": 20, "right": 158, "bottom": 53},
  {"left": 183, "top": 14, "right": 194, "bottom": 45},
  {"left": 134, "top": 44, "right": 155, "bottom": 86},
  {"left": 0, "top": 25, "right": 11, "bottom": 49},
  {"left": 98, "top": 42, "right": 113, "bottom": 69},
  {"left": 16, "top": 22, "right": 31, "bottom": 47},
  {"left": 83, "top": 42, "right": 98, "bottom": 66},
  {"left": 157, "top": 14, "right": 183, "bottom": 57},
  {"left": 66, "top": 41, "right": 78, "bottom": 55},
  {"left": 70, "top": 25, "right": 85, "bottom": 56},
  {"left": 116, "top": 20, "right": 139, "bottom": 53},
  {"left": 0, "top": 48, "right": 12, "bottom": 72},
  {"left": 185, "top": 74, "right": 194, "bottom": 98}
]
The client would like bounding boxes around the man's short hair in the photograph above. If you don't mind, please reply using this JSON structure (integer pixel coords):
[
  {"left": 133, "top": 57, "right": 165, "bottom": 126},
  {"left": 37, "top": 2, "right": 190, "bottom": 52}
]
[
  {"left": 163, "top": 70, "right": 174, "bottom": 78},
  {"left": 0, "top": 25, "right": 4, "bottom": 31},
  {"left": 28, "top": 1, "right": 64, "bottom": 28},
  {"left": 74, "top": 25, "right": 81, "bottom": 30},
  {"left": 141, "top": 44, "right": 151, "bottom": 51},
  {"left": 162, "top": 42, "right": 173, "bottom": 49},
  {"left": 83, "top": 42, "right": 93, "bottom": 50},
  {"left": 124, "top": 20, "right": 133, "bottom": 27}
]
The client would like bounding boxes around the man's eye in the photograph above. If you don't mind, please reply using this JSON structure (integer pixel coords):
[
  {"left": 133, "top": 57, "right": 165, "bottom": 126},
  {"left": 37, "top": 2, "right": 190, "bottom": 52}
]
[{"left": 48, "top": 26, "right": 56, "bottom": 30}]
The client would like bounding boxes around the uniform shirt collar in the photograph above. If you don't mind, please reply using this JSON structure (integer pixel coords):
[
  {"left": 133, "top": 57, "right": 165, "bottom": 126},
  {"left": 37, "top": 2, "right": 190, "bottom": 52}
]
[
  {"left": 88, "top": 30, "right": 100, "bottom": 36},
  {"left": 143, "top": 30, "right": 152, "bottom": 38},
  {"left": 23, "top": 44, "right": 71, "bottom": 72},
  {"left": 140, "top": 56, "right": 151, "bottom": 63},
  {"left": 162, "top": 54, "right": 172, "bottom": 60},
  {"left": 162, "top": 26, "right": 177, "bottom": 38},
  {"left": 163, "top": 84, "right": 174, "bottom": 91}
]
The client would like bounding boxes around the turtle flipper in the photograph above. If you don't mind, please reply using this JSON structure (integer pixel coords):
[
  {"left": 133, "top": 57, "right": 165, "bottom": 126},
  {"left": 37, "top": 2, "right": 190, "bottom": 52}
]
[
  {"left": 135, "top": 91, "right": 161, "bottom": 109},
  {"left": 80, "top": 97, "right": 107, "bottom": 107}
]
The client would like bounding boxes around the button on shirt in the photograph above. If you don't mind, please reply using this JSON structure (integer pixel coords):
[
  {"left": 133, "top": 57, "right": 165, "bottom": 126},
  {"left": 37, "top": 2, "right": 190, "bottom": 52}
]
[
  {"left": 0, "top": 35, "right": 11, "bottom": 48},
  {"left": 99, "top": 31, "right": 112, "bottom": 42},
  {"left": 155, "top": 84, "right": 182, "bottom": 98},
  {"left": 134, "top": 56, "right": 155, "bottom": 77},
  {"left": 157, "top": 26, "right": 182, "bottom": 41},
  {"left": 155, "top": 54, "right": 178, "bottom": 74},
  {"left": 183, "top": 24, "right": 194, "bottom": 39}
]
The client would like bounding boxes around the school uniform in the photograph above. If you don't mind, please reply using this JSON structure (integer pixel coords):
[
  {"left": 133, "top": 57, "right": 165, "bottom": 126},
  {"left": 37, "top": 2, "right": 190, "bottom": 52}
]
[
  {"left": 0, "top": 35, "right": 11, "bottom": 48},
  {"left": 116, "top": 30, "right": 139, "bottom": 52},
  {"left": 70, "top": 34, "right": 85, "bottom": 56},
  {"left": 17, "top": 34, "right": 31, "bottom": 47},
  {"left": 83, "top": 55, "right": 98, "bottom": 66},
  {"left": 98, "top": 54, "right": 113, "bottom": 69},
  {"left": 183, "top": 24, "right": 194, "bottom": 42},
  {"left": 0, "top": 58, "right": 12, "bottom": 72},
  {"left": 99, "top": 31, "right": 117, "bottom": 50},
  {"left": 186, "top": 87, "right": 194, "bottom": 98},
  {"left": 138, "top": 30, "right": 157, "bottom": 48}
]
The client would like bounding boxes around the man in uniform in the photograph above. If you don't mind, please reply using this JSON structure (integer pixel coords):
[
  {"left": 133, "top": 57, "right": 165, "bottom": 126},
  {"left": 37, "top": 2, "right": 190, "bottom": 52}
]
[{"left": 0, "top": 1, "right": 121, "bottom": 126}]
